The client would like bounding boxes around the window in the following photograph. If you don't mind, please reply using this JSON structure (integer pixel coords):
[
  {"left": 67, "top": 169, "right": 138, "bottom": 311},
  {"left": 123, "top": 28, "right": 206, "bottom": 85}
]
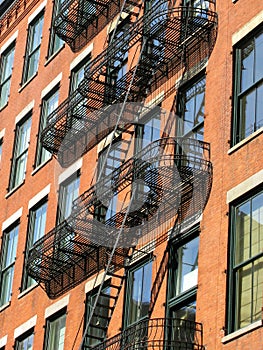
[
  {"left": 0, "top": 41, "right": 15, "bottom": 109},
  {"left": 15, "top": 330, "right": 34, "bottom": 350},
  {"left": 233, "top": 28, "right": 263, "bottom": 144},
  {"left": 124, "top": 259, "right": 152, "bottom": 327},
  {"left": 83, "top": 284, "right": 110, "bottom": 347},
  {"left": 22, "top": 12, "right": 44, "bottom": 84},
  {"left": 22, "top": 200, "right": 48, "bottom": 290},
  {"left": 48, "top": 0, "right": 64, "bottom": 57},
  {"left": 9, "top": 113, "right": 32, "bottom": 190},
  {"left": 35, "top": 88, "right": 59, "bottom": 167},
  {"left": 57, "top": 173, "right": 80, "bottom": 224},
  {"left": 176, "top": 76, "right": 206, "bottom": 140},
  {"left": 167, "top": 230, "right": 199, "bottom": 344},
  {"left": 0, "top": 223, "right": 19, "bottom": 306},
  {"left": 44, "top": 310, "right": 66, "bottom": 350},
  {"left": 228, "top": 190, "right": 263, "bottom": 332}
]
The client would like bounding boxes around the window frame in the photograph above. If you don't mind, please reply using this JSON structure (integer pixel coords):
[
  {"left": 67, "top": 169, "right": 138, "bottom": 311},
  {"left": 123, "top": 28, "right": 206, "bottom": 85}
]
[
  {"left": 22, "top": 11, "right": 44, "bottom": 85},
  {"left": 227, "top": 188, "right": 263, "bottom": 333},
  {"left": 232, "top": 26, "right": 263, "bottom": 146},
  {"left": 0, "top": 41, "right": 15, "bottom": 110},
  {"left": 0, "top": 221, "right": 19, "bottom": 306},
  {"left": 43, "top": 309, "right": 67, "bottom": 350},
  {"left": 9, "top": 113, "right": 32, "bottom": 191},
  {"left": 21, "top": 198, "right": 48, "bottom": 291}
]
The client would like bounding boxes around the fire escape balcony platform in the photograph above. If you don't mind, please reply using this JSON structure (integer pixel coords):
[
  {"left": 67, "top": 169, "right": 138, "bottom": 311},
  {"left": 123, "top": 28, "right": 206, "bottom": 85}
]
[
  {"left": 27, "top": 219, "right": 130, "bottom": 299},
  {"left": 41, "top": 2, "right": 217, "bottom": 167},
  {"left": 92, "top": 317, "right": 205, "bottom": 350},
  {"left": 27, "top": 138, "right": 212, "bottom": 299},
  {"left": 54, "top": 0, "right": 141, "bottom": 52}
]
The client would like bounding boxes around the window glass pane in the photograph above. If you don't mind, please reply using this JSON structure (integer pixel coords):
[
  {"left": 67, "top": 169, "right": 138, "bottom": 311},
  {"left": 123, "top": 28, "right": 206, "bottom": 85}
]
[
  {"left": 142, "top": 116, "right": 160, "bottom": 149},
  {"left": 31, "top": 17, "right": 43, "bottom": 52},
  {"left": 236, "top": 263, "right": 252, "bottom": 329},
  {"left": 57, "top": 175, "right": 80, "bottom": 223},
  {"left": 4, "top": 226, "right": 19, "bottom": 266},
  {"left": 0, "top": 43, "right": 15, "bottom": 108},
  {"left": 17, "top": 118, "right": 31, "bottom": 156},
  {"left": 251, "top": 192, "right": 263, "bottom": 257},
  {"left": 1, "top": 267, "right": 14, "bottom": 304},
  {"left": 1, "top": 46, "right": 15, "bottom": 81},
  {"left": 0, "top": 225, "right": 19, "bottom": 305},
  {"left": 171, "top": 300, "right": 196, "bottom": 322},
  {"left": 231, "top": 190, "right": 263, "bottom": 332},
  {"left": 235, "top": 201, "right": 250, "bottom": 264},
  {"left": 176, "top": 236, "right": 199, "bottom": 295},
  {"left": 17, "top": 333, "right": 34, "bottom": 350},
  {"left": 239, "top": 89, "right": 256, "bottom": 139},
  {"left": 46, "top": 313, "right": 66, "bottom": 350},
  {"left": 28, "top": 50, "right": 40, "bottom": 78},
  {"left": 255, "top": 31, "right": 263, "bottom": 82},
  {"left": 177, "top": 77, "right": 205, "bottom": 140},
  {"left": 252, "top": 257, "right": 263, "bottom": 323},
  {"left": 36, "top": 89, "right": 59, "bottom": 166},
  {"left": 48, "top": 0, "right": 65, "bottom": 56},
  {"left": 241, "top": 41, "right": 254, "bottom": 92},
  {"left": 25, "top": 201, "right": 47, "bottom": 289},
  {"left": 256, "top": 82, "right": 263, "bottom": 130}
]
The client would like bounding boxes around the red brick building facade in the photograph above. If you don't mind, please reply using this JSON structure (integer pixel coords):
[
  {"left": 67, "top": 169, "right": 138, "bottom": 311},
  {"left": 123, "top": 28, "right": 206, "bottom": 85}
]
[{"left": 0, "top": 0, "right": 262, "bottom": 349}]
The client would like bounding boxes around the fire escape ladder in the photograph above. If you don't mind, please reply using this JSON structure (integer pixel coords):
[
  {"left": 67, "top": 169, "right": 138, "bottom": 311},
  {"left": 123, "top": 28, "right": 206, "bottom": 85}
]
[
  {"left": 79, "top": 189, "right": 137, "bottom": 350},
  {"left": 148, "top": 247, "right": 169, "bottom": 317},
  {"left": 83, "top": 246, "right": 135, "bottom": 349}
]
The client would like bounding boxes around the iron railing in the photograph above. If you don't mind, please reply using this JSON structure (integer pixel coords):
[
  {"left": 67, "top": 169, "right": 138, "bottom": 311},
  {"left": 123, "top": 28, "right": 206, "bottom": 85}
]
[
  {"left": 92, "top": 317, "right": 205, "bottom": 350},
  {"left": 41, "top": 1, "right": 218, "bottom": 167}
]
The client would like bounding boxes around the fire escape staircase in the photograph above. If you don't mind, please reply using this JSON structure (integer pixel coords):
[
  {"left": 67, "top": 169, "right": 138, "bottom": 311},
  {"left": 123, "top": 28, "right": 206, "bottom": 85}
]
[
  {"left": 41, "top": 0, "right": 218, "bottom": 168},
  {"left": 27, "top": 137, "right": 213, "bottom": 298},
  {"left": 26, "top": 2, "right": 218, "bottom": 349}
]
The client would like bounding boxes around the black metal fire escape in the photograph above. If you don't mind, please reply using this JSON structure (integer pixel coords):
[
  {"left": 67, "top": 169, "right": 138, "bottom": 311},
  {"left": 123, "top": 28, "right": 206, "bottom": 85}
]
[
  {"left": 41, "top": 0, "right": 217, "bottom": 168},
  {"left": 27, "top": 1, "right": 218, "bottom": 349}
]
